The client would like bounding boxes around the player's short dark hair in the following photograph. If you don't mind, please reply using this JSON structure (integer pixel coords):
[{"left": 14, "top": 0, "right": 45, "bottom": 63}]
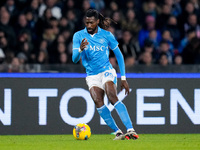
[
  {"left": 86, "top": 9, "right": 99, "bottom": 19},
  {"left": 85, "top": 9, "right": 117, "bottom": 30}
]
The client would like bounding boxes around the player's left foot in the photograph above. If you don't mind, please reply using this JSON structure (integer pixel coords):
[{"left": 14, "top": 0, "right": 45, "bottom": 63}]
[
  {"left": 125, "top": 130, "right": 139, "bottom": 140},
  {"left": 113, "top": 130, "right": 125, "bottom": 140}
]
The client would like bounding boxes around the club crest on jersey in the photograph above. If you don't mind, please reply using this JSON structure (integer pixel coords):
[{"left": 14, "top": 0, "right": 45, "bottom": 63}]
[{"left": 99, "top": 39, "right": 105, "bottom": 44}]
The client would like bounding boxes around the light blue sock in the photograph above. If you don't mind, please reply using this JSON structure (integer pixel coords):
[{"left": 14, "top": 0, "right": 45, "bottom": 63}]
[
  {"left": 97, "top": 105, "right": 119, "bottom": 132},
  {"left": 114, "top": 101, "right": 133, "bottom": 130}
]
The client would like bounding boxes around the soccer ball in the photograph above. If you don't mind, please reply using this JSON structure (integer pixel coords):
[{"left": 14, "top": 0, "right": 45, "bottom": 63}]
[{"left": 73, "top": 123, "right": 91, "bottom": 140}]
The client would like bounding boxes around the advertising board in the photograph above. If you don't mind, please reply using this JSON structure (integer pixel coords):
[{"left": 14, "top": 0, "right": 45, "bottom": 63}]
[{"left": 0, "top": 73, "right": 200, "bottom": 134}]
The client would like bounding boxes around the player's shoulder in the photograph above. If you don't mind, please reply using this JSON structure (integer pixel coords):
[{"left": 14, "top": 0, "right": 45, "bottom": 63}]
[
  {"left": 100, "top": 28, "right": 112, "bottom": 35},
  {"left": 73, "top": 29, "right": 85, "bottom": 37},
  {"left": 99, "top": 28, "right": 114, "bottom": 40}
]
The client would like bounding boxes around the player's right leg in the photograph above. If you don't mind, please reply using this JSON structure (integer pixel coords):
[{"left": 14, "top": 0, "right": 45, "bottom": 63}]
[
  {"left": 114, "top": 101, "right": 139, "bottom": 140},
  {"left": 102, "top": 69, "right": 139, "bottom": 140}
]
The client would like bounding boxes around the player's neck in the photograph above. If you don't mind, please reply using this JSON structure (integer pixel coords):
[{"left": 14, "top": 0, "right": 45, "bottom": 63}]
[{"left": 90, "top": 27, "right": 98, "bottom": 35}]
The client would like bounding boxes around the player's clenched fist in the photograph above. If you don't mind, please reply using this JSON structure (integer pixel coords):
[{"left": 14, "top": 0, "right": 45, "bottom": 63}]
[{"left": 80, "top": 38, "right": 89, "bottom": 51}]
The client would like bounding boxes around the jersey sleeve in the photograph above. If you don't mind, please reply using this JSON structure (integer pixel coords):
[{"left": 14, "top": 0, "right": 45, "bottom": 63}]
[
  {"left": 72, "top": 32, "right": 81, "bottom": 50},
  {"left": 113, "top": 47, "right": 126, "bottom": 77},
  {"left": 72, "top": 32, "right": 81, "bottom": 63},
  {"left": 107, "top": 32, "right": 118, "bottom": 50}
]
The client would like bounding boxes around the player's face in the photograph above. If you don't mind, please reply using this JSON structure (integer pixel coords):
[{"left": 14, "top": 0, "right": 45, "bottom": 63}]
[{"left": 85, "top": 16, "right": 99, "bottom": 34}]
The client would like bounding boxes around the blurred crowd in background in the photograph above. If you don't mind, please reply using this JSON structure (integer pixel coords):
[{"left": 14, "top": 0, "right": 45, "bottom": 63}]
[{"left": 0, "top": 0, "right": 200, "bottom": 72}]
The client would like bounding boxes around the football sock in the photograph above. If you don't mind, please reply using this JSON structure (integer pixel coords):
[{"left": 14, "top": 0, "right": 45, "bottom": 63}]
[
  {"left": 97, "top": 105, "right": 119, "bottom": 132},
  {"left": 114, "top": 101, "right": 134, "bottom": 130}
]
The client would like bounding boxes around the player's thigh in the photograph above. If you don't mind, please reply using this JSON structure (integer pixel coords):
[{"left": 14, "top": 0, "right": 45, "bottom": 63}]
[
  {"left": 86, "top": 74, "right": 105, "bottom": 107},
  {"left": 102, "top": 69, "right": 117, "bottom": 89},
  {"left": 89, "top": 86, "right": 105, "bottom": 108},
  {"left": 103, "top": 69, "right": 118, "bottom": 104},
  {"left": 104, "top": 81, "right": 118, "bottom": 105},
  {"left": 86, "top": 74, "right": 104, "bottom": 90}
]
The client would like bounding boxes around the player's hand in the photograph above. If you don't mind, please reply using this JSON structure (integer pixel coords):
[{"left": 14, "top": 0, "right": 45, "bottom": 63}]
[
  {"left": 80, "top": 38, "right": 89, "bottom": 51},
  {"left": 121, "top": 80, "right": 130, "bottom": 95}
]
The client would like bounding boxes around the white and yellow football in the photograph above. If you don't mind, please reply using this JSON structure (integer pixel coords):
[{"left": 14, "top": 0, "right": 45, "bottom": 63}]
[{"left": 73, "top": 123, "right": 91, "bottom": 140}]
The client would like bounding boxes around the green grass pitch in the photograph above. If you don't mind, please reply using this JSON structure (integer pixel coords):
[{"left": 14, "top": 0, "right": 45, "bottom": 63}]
[{"left": 0, "top": 134, "right": 200, "bottom": 150}]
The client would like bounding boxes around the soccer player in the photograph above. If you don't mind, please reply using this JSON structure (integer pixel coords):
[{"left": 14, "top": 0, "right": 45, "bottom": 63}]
[{"left": 72, "top": 9, "right": 139, "bottom": 140}]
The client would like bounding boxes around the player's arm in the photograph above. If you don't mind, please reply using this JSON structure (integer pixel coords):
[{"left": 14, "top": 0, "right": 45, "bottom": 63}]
[
  {"left": 107, "top": 31, "right": 129, "bottom": 94},
  {"left": 72, "top": 49, "right": 81, "bottom": 63},
  {"left": 113, "top": 47, "right": 130, "bottom": 95},
  {"left": 72, "top": 33, "right": 88, "bottom": 63}
]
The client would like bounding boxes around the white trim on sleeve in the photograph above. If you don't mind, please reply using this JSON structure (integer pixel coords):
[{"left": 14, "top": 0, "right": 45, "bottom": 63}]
[
  {"left": 78, "top": 48, "right": 83, "bottom": 53},
  {"left": 121, "top": 76, "right": 126, "bottom": 80},
  {"left": 112, "top": 45, "right": 118, "bottom": 50}
]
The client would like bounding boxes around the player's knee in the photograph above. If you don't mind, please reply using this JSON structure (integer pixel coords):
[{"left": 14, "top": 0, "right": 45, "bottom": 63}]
[
  {"left": 93, "top": 98, "right": 104, "bottom": 107},
  {"left": 107, "top": 92, "right": 118, "bottom": 105}
]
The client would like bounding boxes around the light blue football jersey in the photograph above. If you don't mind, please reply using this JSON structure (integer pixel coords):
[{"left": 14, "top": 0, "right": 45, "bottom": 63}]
[{"left": 72, "top": 26, "right": 118, "bottom": 76}]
